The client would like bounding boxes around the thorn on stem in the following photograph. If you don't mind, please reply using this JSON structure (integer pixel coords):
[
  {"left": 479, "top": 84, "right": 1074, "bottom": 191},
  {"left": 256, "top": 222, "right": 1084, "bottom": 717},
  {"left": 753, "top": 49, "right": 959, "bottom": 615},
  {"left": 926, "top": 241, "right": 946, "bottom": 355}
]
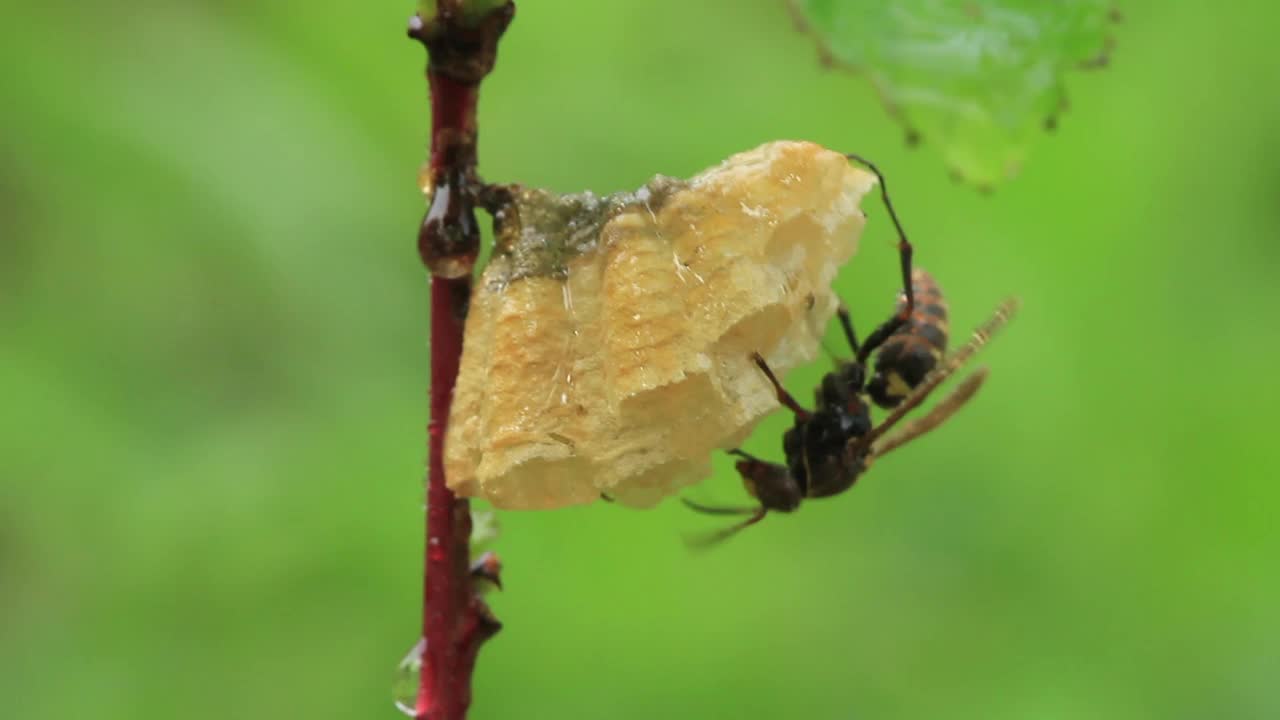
[{"left": 470, "top": 551, "right": 503, "bottom": 590}]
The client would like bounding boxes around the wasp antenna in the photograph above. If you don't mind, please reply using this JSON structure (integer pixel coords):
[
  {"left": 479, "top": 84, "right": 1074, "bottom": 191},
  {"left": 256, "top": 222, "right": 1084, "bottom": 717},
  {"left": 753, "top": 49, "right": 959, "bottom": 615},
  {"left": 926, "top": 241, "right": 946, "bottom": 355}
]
[
  {"left": 682, "top": 509, "right": 768, "bottom": 552},
  {"left": 681, "top": 497, "right": 763, "bottom": 517}
]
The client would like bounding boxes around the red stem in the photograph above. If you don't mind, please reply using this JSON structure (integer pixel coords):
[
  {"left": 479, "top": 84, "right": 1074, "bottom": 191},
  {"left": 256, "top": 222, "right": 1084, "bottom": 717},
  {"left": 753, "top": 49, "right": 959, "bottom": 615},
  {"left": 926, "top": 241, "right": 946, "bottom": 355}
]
[
  {"left": 419, "top": 275, "right": 472, "bottom": 720},
  {"left": 428, "top": 74, "right": 477, "bottom": 169},
  {"left": 410, "top": 5, "right": 512, "bottom": 718}
]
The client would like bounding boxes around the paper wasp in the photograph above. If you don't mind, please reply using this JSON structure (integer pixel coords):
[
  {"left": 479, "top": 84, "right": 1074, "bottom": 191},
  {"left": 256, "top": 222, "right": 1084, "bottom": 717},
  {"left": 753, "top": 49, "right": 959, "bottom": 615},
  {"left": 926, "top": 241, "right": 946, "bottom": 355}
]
[{"left": 682, "top": 156, "right": 1018, "bottom": 547}]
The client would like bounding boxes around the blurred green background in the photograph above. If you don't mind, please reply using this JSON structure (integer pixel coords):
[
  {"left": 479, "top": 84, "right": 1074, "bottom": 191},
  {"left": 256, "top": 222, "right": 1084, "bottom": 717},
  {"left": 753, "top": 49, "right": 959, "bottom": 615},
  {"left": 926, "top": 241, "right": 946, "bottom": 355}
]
[{"left": 3, "top": 1, "right": 1278, "bottom": 718}]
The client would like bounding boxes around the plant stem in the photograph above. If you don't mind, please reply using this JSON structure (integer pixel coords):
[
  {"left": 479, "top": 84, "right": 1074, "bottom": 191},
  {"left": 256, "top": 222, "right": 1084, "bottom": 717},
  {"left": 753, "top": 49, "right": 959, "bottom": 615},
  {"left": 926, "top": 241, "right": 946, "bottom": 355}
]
[
  {"left": 420, "top": 276, "right": 474, "bottom": 720},
  {"left": 408, "top": 3, "right": 513, "bottom": 718}
]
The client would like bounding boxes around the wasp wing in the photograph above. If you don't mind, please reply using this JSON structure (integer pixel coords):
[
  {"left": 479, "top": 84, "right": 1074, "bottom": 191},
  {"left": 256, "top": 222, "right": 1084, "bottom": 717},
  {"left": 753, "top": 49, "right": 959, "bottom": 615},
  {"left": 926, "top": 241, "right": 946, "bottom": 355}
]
[
  {"left": 849, "top": 296, "right": 1019, "bottom": 459},
  {"left": 871, "top": 367, "right": 988, "bottom": 459}
]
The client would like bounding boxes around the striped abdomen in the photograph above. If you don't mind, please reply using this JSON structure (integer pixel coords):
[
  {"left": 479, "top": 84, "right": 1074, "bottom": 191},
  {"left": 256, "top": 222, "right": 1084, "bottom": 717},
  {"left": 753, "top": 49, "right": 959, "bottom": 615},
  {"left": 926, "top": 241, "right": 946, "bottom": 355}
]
[{"left": 867, "top": 268, "right": 949, "bottom": 409}]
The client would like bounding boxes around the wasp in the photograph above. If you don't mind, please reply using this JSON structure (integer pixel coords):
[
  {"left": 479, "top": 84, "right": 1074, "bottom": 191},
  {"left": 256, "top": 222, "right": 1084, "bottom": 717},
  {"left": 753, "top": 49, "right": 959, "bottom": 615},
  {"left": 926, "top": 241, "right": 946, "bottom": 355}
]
[
  {"left": 867, "top": 268, "right": 949, "bottom": 409},
  {"left": 682, "top": 156, "right": 1018, "bottom": 547}
]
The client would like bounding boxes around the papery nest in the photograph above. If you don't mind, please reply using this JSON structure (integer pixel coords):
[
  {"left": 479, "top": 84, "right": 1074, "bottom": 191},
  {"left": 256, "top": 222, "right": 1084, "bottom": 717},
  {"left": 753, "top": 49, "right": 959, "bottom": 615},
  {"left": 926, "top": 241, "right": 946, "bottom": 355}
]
[{"left": 447, "top": 141, "right": 876, "bottom": 509}]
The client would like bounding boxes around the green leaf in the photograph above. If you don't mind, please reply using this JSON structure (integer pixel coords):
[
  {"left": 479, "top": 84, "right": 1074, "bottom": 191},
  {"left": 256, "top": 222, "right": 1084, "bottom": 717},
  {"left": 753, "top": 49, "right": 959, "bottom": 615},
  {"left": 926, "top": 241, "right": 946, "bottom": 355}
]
[{"left": 791, "top": 0, "right": 1119, "bottom": 188}]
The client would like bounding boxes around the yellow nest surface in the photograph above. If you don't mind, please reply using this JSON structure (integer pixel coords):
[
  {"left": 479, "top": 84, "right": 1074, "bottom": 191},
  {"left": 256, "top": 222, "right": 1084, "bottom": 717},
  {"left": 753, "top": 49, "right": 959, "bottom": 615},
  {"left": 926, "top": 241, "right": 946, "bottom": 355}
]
[{"left": 446, "top": 141, "right": 876, "bottom": 509}]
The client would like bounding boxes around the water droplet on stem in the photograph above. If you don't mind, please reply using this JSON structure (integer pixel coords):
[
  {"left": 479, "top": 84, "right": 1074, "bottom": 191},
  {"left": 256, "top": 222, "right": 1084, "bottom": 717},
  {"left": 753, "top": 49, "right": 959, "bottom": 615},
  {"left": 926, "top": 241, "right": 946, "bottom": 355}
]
[
  {"left": 418, "top": 170, "right": 479, "bottom": 278},
  {"left": 392, "top": 637, "right": 427, "bottom": 716}
]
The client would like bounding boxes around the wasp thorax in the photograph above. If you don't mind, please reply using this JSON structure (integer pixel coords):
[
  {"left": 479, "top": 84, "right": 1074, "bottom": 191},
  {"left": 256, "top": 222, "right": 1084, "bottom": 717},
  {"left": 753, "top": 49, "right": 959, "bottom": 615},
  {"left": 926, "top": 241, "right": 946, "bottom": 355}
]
[{"left": 446, "top": 141, "right": 877, "bottom": 509}]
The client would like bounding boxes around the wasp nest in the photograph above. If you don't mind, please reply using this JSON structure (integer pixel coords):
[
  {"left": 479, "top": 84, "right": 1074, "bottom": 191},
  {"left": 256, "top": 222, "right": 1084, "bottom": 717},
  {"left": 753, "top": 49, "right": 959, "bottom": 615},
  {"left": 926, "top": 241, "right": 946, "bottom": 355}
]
[{"left": 447, "top": 141, "right": 876, "bottom": 509}]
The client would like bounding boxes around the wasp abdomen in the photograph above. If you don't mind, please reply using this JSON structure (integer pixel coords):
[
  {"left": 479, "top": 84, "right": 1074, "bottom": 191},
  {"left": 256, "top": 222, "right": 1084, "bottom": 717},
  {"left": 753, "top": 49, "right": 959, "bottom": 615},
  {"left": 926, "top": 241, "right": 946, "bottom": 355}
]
[{"left": 867, "top": 269, "right": 949, "bottom": 408}]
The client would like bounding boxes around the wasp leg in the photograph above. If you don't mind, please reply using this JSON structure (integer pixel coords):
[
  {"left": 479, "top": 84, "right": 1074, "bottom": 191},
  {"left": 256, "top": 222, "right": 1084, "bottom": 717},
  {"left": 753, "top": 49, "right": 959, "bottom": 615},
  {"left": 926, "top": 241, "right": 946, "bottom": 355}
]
[
  {"left": 845, "top": 153, "right": 915, "bottom": 312},
  {"left": 855, "top": 312, "right": 907, "bottom": 365},
  {"left": 750, "top": 352, "right": 811, "bottom": 419},
  {"left": 845, "top": 153, "right": 915, "bottom": 364},
  {"left": 836, "top": 302, "right": 860, "bottom": 355}
]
